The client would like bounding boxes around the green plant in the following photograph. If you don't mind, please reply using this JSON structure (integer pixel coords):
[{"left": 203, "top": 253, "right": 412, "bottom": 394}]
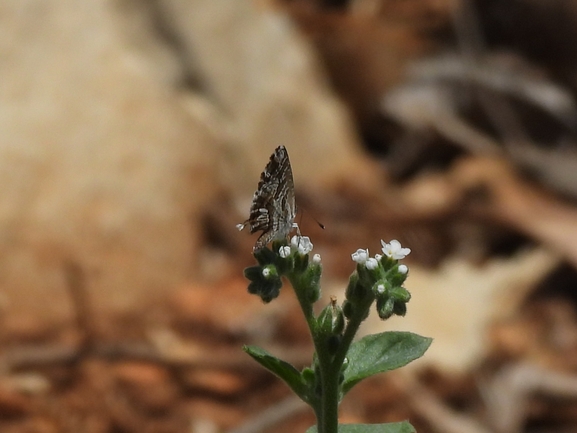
[{"left": 242, "top": 236, "right": 431, "bottom": 433}]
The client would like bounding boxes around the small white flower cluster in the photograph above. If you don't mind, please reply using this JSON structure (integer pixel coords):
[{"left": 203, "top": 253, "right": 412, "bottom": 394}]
[
  {"left": 351, "top": 239, "right": 411, "bottom": 268},
  {"left": 381, "top": 240, "right": 411, "bottom": 260},
  {"left": 278, "top": 235, "right": 320, "bottom": 262},
  {"left": 351, "top": 249, "right": 379, "bottom": 269}
]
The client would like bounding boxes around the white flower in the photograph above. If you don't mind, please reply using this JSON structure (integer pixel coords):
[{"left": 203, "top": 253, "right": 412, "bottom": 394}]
[
  {"left": 376, "top": 283, "right": 386, "bottom": 294},
  {"left": 291, "top": 235, "right": 314, "bottom": 255},
  {"left": 398, "top": 264, "right": 408, "bottom": 274},
  {"left": 312, "top": 253, "right": 321, "bottom": 264},
  {"left": 279, "top": 246, "right": 291, "bottom": 258},
  {"left": 290, "top": 235, "right": 300, "bottom": 249},
  {"left": 381, "top": 239, "right": 411, "bottom": 260},
  {"left": 262, "top": 268, "right": 271, "bottom": 277},
  {"left": 299, "top": 240, "right": 313, "bottom": 255},
  {"left": 366, "top": 257, "right": 379, "bottom": 270},
  {"left": 351, "top": 248, "right": 369, "bottom": 264},
  {"left": 375, "top": 254, "right": 382, "bottom": 261},
  {"left": 298, "top": 238, "right": 313, "bottom": 255}
]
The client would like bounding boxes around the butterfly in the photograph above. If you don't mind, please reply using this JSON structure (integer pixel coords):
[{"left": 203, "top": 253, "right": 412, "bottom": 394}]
[{"left": 237, "top": 146, "right": 298, "bottom": 251}]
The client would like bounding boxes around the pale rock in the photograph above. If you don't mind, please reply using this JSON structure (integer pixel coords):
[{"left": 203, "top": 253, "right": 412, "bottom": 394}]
[
  {"left": 0, "top": 0, "right": 377, "bottom": 319},
  {"left": 156, "top": 0, "right": 379, "bottom": 195},
  {"left": 0, "top": 0, "right": 218, "bottom": 316}
]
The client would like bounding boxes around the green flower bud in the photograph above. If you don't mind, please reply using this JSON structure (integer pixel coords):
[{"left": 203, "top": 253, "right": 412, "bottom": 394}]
[
  {"left": 356, "top": 262, "right": 377, "bottom": 287},
  {"left": 390, "top": 286, "right": 411, "bottom": 303},
  {"left": 247, "top": 274, "right": 282, "bottom": 303},
  {"left": 345, "top": 273, "right": 371, "bottom": 303},
  {"left": 253, "top": 246, "right": 276, "bottom": 266},
  {"left": 244, "top": 265, "right": 263, "bottom": 282},
  {"left": 342, "top": 300, "right": 354, "bottom": 319},
  {"left": 301, "top": 367, "right": 315, "bottom": 387},
  {"left": 372, "top": 279, "right": 391, "bottom": 296},
  {"left": 317, "top": 304, "right": 333, "bottom": 333},
  {"left": 345, "top": 272, "right": 360, "bottom": 300},
  {"left": 331, "top": 305, "right": 345, "bottom": 335},
  {"left": 393, "top": 300, "right": 407, "bottom": 317},
  {"left": 317, "top": 299, "right": 344, "bottom": 337},
  {"left": 376, "top": 297, "right": 395, "bottom": 320},
  {"left": 261, "top": 264, "right": 279, "bottom": 280},
  {"left": 316, "top": 297, "right": 346, "bottom": 356},
  {"left": 389, "top": 269, "right": 408, "bottom": 287},
  {"left": 303, "top": 263, "right": 322, "bottom": 304}
]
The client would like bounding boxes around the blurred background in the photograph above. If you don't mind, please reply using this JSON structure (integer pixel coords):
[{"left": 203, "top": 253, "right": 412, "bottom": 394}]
[{"left": 2, "top": 0, "right": 577, "bottom": 432}]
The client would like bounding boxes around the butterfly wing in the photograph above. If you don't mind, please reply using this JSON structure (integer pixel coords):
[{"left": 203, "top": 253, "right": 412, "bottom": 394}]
[{"left": 248, "top": 146, "right": 296, "bottom": 250}]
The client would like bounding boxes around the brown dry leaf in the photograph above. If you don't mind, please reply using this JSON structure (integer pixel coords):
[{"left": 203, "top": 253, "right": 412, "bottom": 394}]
[
  {"left": 182, "top": 369, "right": 251, "bottom": 396},
  {"left": 452, "top": 157, "right": 577, "bottom": 267},
  {"left": 168, "top": 278, "right": 300, "bottom": 341},
  {"left": 113, "top": 362, "right": 179, "bottom": 413}
]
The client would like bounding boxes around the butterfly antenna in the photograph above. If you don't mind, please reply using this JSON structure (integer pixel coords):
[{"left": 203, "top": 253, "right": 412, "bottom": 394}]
[{"left": 299, "top": 206, "right": 325, "bottom": 230}]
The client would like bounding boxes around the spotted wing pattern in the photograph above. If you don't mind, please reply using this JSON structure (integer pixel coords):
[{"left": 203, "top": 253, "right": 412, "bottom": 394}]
[{"left": 242, "top": 146, "right": 296, "bottom": 251}]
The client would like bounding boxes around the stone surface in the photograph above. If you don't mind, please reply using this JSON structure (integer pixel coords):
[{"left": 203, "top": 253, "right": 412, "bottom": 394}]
[
  {"left": 0, "top": 0, "right": 376, "bottom": 318},
  {"left": 0, "top": 0, "right": 221, "bottom": 317},
  {"left": 157, "top": 0, "right": 378, "bottom": 194}
]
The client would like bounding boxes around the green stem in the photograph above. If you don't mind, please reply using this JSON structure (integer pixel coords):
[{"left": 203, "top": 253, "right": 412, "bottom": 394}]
[
  {"left": 322, "top": 297, "right": 375, "bottom": 433},
  {"left": 289, "top": 272, "right": 336, "bottom": 433},
  {"left": 318, "top": 359, "right": 340, "bottom": 433},
  {"left": 288, "top": 273, "right": 315, "bottom": 326},
  {"left": 332, "top": 302, "right": 367, "bottom": 369},
  {"left": 288, "top": 269, "right": 374, "bottom": 433}
]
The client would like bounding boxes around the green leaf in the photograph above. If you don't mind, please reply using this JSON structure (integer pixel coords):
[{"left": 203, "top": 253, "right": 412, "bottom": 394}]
[
  {"left": 243, "top": 345, "right": 312, "bottom": 403},
  {"left": 342, "top": 332, "right": 432, "bottom": 394},
  {"left": 306, "top": 421, "right": 416, "bottom": 433}
]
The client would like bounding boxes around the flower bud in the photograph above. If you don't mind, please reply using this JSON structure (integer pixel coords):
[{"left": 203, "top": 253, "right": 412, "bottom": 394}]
[
  {"left": 390, "top": 286, "right": 411, "bottom": 303},
  {"left": 244, "top": 264, "right": 283, "bottom": 303},
  {"left": 247, "top": 276, "right": 282, "bottom": 303},
  {"left": 376, "top": 297, "right": 395, "bottom": 320},
  {"left": 317, "top": 299, "right": 345, "bottom": 337},
  {"left": 345, "top": 272, "right": 371, "bottom": 303},
  {"left": 356, "top": 261, "right": 380, "bottom": 286},
  {"left": 372, "top": 279, "right": 391, "bottom": 296},
  {"left": 345, "top": 273, "right": 359, "bottom": 300},
  {"left": 393, "top": 301, "right": 407, "bottom": 317},
  {"left": 261, "top": 264, "right": 278, "bottom": 279},
  {"left": 303, "top": 262, "right": 322, "bottom": 304},
  {"left": 389, "top": 269, "right": 408, "bottom": 287},
  {"left": 302, "top": 367, "right": 315, "bottom": 387},
  {"left": 342, "top": 300, "right": 354, "bottom": 319},
  {"left": 244, "top": 265, "right": 263, "bottom": 282},
  {"left": 253, "top": 246, "right": 276, "bottom": 266}
]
